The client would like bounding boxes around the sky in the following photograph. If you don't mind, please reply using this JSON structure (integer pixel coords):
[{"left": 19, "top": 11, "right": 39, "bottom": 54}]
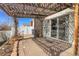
[
  {"left": 0, "top": 9, "right": 13, "bottom": 26},
  {"left": 18, "top": 18, "right": 32, "bottom": 27},
  {"left": 0, "top": 9, "right": 32, "bottom": 27}
]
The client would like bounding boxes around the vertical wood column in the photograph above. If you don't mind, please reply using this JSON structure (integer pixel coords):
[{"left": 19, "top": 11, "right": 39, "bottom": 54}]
[
  {"left": 13, "top": 17, "right": 18, "bottom": 37},
  {"left": 73, "top": 4, "right": 79, "bottom": 55}
]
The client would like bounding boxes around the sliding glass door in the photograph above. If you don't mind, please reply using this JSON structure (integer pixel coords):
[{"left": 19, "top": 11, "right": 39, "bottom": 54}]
[
  {"left": 59, "top": 15, "right": 69, "bottom": 41},
  {"left": 51, "top": 15, "right": 69, "bottom": 41},
  {"left": 51, "top": 18, "right": 57, "bottom": 38}
]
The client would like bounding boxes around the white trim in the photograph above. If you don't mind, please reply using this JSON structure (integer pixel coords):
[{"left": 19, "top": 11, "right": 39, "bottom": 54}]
[
  {"left": 45, "top": 8, "right": 74, "bottom": 20},
  {"left": 57, "top": 18, "right": 59, "bottom": 39}
]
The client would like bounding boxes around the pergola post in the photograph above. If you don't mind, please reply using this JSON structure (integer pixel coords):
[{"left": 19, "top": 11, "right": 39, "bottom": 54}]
[
  {"left": 73, "top": 4, "right": 79, "bottom": 55},
  {"left": 13, "top": 17, "right": 18, "bottom": 37}
]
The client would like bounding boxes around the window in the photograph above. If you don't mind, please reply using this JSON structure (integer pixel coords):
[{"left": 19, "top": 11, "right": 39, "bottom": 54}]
[
  {"left": 51, "top": 18, "right": 57, "bottom": 38},
  {"left": 51, "top": 15, "right": 69, "bottom": 41}
]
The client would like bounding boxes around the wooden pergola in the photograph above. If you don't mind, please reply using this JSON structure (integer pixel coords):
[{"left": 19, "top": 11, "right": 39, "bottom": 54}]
[
  {"left": 0, "top": 3, "right": 72, "bottom": 18},
  {"left": 0, "top": 3, "right": 78, "bottom": 55},
  {"left": 0, "top": 3, "right": 72, "bottom": 37}
]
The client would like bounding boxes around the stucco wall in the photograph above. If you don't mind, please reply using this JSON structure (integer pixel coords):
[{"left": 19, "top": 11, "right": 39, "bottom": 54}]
[{"left": 0, "top": 27, "right": 15, "bottom": 42}]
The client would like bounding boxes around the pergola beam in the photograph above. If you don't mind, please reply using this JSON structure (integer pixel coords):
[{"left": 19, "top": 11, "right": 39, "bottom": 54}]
[
  {"left": 12, "top": 14, "right": 46, "bottom": 18},
  {"left": 45, "top": 8, "right": 73, "bottom": 20}
]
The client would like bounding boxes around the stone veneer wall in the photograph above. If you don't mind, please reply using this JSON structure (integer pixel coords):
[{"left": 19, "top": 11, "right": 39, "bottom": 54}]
[
  {"left": 34, "top": 18, "right": 43, "bottom": 37},
  {"left": 68, "top": 13, "right": 74, "bottom": 43}
]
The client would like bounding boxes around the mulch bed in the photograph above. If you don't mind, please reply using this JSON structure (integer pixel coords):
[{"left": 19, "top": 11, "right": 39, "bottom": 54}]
[
  {"left": 0, "top": 44, "right": 13, "bottom": 56},
  {"left": 0, "top": 37, "right": 16, "bottom": 56}
]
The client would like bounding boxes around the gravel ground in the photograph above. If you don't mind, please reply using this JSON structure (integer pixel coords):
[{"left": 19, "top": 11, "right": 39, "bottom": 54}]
[{"left": 0, "top": 40, "right": 14, "bottom": 56}]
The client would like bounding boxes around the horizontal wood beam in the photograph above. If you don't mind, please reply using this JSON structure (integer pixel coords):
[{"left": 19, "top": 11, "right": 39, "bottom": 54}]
[
  {"left": 11, "top": 13, "right": 46, "bottom": 18},
  {"left": 45, "top": 8, "right": 73, "bottom": 20}
]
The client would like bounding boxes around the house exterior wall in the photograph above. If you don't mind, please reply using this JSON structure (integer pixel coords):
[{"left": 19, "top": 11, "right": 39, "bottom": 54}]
[
  {"left": 0, "top": 27, "right": 15, "bottom": 42},
  {"left": 43, "top": 13, "right": 74, "bottom": 43},
  {"left": 34, "top": 18, "right": 43, "bottom": 37},
  {"left": 43, "top": 20, "right": 51, "bottom": 37},
  {"left": 68, "top": 13, "right": 74, "bottom": 43}
]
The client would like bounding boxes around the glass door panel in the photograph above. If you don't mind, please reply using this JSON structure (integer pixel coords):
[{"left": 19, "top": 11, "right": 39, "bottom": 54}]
[{"left": 51, "top": 19, "right": 57, "bottom": 38}]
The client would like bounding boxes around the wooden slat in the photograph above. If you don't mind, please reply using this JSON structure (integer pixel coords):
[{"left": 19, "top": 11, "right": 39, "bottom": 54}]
[{"left": 0, "top": 3, "right": 72, "bottom": 18}]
